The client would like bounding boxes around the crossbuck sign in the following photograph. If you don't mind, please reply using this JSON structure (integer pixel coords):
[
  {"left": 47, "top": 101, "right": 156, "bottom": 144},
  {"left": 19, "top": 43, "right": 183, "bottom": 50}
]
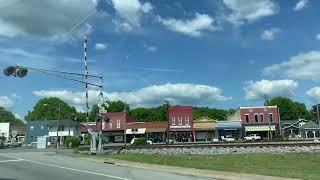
[{"left": 97, "top": 93, "right": 109, "bottom": 108}]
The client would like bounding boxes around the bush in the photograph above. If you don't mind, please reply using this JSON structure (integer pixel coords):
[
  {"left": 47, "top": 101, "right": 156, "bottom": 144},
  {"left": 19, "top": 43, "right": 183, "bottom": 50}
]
[
  {"left": 83, "top": 134, "right": 90, "bottom": 145},
  {"left": 64, "top": 137, "right": 81, "bottom": 148},
  {"left": 133, "top": 137, "right": 147, "bottom": 145}
]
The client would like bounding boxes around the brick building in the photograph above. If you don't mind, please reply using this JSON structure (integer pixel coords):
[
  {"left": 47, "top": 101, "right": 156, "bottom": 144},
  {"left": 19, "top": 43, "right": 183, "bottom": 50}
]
[
  {"left": 168, "top": 106, "right": 195, "bottom": 142},
  {"left": 81, "top": 112, "right": 134, "bottom": 143},
  {"left": 240, "top": 106, "right": 280, "bottom": 138}
]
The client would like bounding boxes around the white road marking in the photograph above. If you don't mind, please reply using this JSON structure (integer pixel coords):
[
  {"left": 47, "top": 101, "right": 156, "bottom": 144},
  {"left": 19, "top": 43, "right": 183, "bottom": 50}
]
[
  {"left": 0, "top": 154, "right": 131, "bottom": 180},
  {"left": 0, "top": 159, "right": 24, "bottom": 163}
]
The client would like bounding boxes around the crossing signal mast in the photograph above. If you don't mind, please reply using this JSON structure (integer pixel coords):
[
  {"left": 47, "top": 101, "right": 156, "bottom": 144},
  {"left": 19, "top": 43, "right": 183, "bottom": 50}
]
[{"left": 3, "top": 36, "right": 107, "bottom": 155}]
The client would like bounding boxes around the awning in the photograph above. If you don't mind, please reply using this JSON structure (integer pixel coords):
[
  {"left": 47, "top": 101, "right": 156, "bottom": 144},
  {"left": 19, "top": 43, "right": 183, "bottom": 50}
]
[
  {"left": 125, "top": 128, "right": 146, "bottom": 134},
  {"left": 245, "top": 125, "right": 276, "bottom": 132}
]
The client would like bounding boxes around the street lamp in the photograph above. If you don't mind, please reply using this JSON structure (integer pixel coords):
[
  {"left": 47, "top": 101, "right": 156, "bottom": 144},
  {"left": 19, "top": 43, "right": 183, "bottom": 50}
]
[{"left": 43, "top": 103, "right": 61, "bottom": 149}]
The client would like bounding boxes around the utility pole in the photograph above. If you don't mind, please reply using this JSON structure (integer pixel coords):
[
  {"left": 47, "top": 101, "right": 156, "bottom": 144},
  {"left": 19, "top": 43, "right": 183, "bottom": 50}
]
[
  {"left": 264, "top": 94, "right": 271, "bottom": 141},
  {"left": 166, "top": 100, "right": 170, "bottom": 144},
  {"left": 316, "top": 100, "right": 320, "bottom": 125}
]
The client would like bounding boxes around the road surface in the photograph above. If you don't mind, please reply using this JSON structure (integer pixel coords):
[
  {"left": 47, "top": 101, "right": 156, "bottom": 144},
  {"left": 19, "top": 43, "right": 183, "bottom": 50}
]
[{"left": 0, "top": 148, "right": 210, "bottom": 180}]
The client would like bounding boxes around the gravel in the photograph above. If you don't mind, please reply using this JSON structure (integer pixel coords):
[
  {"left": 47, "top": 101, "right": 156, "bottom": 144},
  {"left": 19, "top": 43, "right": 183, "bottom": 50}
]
[{"left": 121, "top": 146, "right": 320, "bottom": 155}]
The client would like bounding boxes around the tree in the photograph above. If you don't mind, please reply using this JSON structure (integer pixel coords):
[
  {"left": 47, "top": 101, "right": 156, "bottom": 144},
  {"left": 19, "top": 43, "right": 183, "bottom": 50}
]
[
  {"left": 0, "top": 106, "right": 20, "bottom": 123},
  {"left": 89, "top": 100, "right": 130, "bottom": 121},
  {"left": 193, "top": 107, "right": 232, "bottom": 120},
  {"left": 25, "top": 97, "right": 77, "bottom": 121},
  {"left": 267, "top": 97, "right": 312, "bottom": 120},
  {"left": 130, "top": 105, "right": 167, "bottom": 122}
]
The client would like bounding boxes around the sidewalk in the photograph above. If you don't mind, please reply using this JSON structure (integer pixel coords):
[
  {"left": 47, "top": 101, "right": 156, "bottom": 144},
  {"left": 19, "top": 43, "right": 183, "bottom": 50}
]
[{"left": 84, "top": 156, "right": 297, "bottom": 180}]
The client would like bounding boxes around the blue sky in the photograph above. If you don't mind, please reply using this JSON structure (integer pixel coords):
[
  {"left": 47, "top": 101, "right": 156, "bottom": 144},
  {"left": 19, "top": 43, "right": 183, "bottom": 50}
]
[{"left": 1, "top": 0, "right": 320, "bottom": 120}]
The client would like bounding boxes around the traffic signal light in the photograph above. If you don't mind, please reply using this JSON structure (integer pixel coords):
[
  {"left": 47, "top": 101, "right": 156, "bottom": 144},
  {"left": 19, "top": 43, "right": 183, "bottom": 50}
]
[
  {"left": 4, "top": 66, "right": 16, "bottom": 76},
  {"left": 16, "top": 68, "right": 28, "bottom": 77},
  {"left": 3, "top": 66, "right": 28, "bottom": 77}
]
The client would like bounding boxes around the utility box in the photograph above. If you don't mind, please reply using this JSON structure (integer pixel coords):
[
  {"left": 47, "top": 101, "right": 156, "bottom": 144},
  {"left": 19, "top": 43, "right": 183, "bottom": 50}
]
[{"left": 37, "top": 136, "right": 47, "bottom": 149}]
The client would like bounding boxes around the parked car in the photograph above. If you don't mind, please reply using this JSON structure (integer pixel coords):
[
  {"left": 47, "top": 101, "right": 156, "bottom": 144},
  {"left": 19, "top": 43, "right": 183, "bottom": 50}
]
[
  {"left": 221, "top": 135, "right": 235, "bottom": 142},
  {"left": 244, "top": 134, "right": 261, "bottom": 141},
  {"left": 26, "top": 142, "right": 38, "bottom": 148},
  {"left": 5, "top": 140, "right": 22, "bottom": 147},
  {"left": 130, "top": 138, "right": 153, "bottom": 145},
  {"left": 212, "top": 137, "right": 220, "bottom": 142}
]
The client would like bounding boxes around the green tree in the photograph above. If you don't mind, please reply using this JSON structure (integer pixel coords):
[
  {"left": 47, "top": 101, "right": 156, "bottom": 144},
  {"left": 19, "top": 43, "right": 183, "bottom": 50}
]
[
  {"left": 130, "top": 105, "right": 167, "bottom": 122},
  {"left": 25, "top": 97, "right": 77, "bottom": 121},
  {"left": 0, "top": 106, "right": 20, "bottom": 123},
  {"left": 193, "top": 107, "right": 231, "bottom": 120},
  {"left": 267, "top": 97, "right": 312, "bottom": 120},
  {"left": 89, "top": 101, "right": 130, "bottom": 121}
]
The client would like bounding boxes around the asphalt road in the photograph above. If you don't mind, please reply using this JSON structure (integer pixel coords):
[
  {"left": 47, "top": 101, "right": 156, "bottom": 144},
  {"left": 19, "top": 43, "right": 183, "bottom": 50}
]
[{"left": 0, "top": 148, "right": 210, "bottom": 180}]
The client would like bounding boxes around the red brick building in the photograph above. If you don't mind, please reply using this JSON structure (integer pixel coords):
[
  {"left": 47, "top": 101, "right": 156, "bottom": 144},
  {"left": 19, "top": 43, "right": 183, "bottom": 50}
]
[
  {"left": 240, "top": 106, "right": 280, "bottom": 138},
  {"left": 81, "top": 112, "right": 135, "bottom": 143},
  {"left": 168, "top": 106, "right": 195, "bottom": 142}
]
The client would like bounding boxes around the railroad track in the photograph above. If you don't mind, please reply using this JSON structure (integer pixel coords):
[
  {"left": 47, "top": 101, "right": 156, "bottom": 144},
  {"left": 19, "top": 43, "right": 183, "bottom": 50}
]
[{"left": 101, "top": 141, "right": 320, "bottom": 150}]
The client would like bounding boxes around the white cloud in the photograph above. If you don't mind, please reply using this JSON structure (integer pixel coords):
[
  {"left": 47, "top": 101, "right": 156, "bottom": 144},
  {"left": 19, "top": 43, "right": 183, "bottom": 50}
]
[
  {"left": 0, "top": 96, "right": 15, "bottom": 109},
  {"left": 0, "top": 0, "right": 98, "bottom": 38},
  {"left": 33, "top": 83, "right": 231, "bottom": 111},
  {"left": 157, "top": 13, "right": 218, "bottom": 37},
  {"left": 112, "top": 20, "right": 134, "bottom": 32},
  {"left": 293, "top": 0, "right": 309, "bottom": 11},
  {"left": 263, "top": 51, "right": 320, "bottom": 80},
  {"left": 261, "top": 28, "right": 281, "bottom": 41},
  {"left": 144, "top": 45, "right": 158, "bottom": 52},
  {"left": 244, "top": 79, "right": 298, "bottom": 100},
  {"left": 111, "top": 0, "right": 152, "bottom": 31},
  {"left": 223, "top": 0, "right": 278, "bottom": 25},
  {"left": 95, "top": 43, "right": 109, "bottom": 50},
  {"left": 306, "top": 87, "right": 320, "bottom": 101},
  {"left": 316, "top": 33, "right": 320, "bottom": 40},
  {"left": 0, "top": 47, "right": 77, "bottom": 68}
]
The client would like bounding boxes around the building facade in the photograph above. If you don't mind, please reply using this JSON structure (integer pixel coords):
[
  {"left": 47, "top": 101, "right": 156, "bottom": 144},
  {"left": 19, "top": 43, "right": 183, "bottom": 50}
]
[
  {"left": 217, "top": 120, "right": 243, "bottom": 140},
  {"left": 26, "top": 120, "right": 80, "bottom": 145},
  {"left": 193, "top": 117, "right": 217, "bottom": 141},
  {"left": 168, "top": 106, "right": 195, "bottom": 142},
  {"left": 126, "top": 121, "right": 168, "bottom": 143},
  {"left": 82, "top": 112, "right": 134, "bottom": 143},
  {"left": 240, "top": 106, "right": 280, "bottom": 138}
]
